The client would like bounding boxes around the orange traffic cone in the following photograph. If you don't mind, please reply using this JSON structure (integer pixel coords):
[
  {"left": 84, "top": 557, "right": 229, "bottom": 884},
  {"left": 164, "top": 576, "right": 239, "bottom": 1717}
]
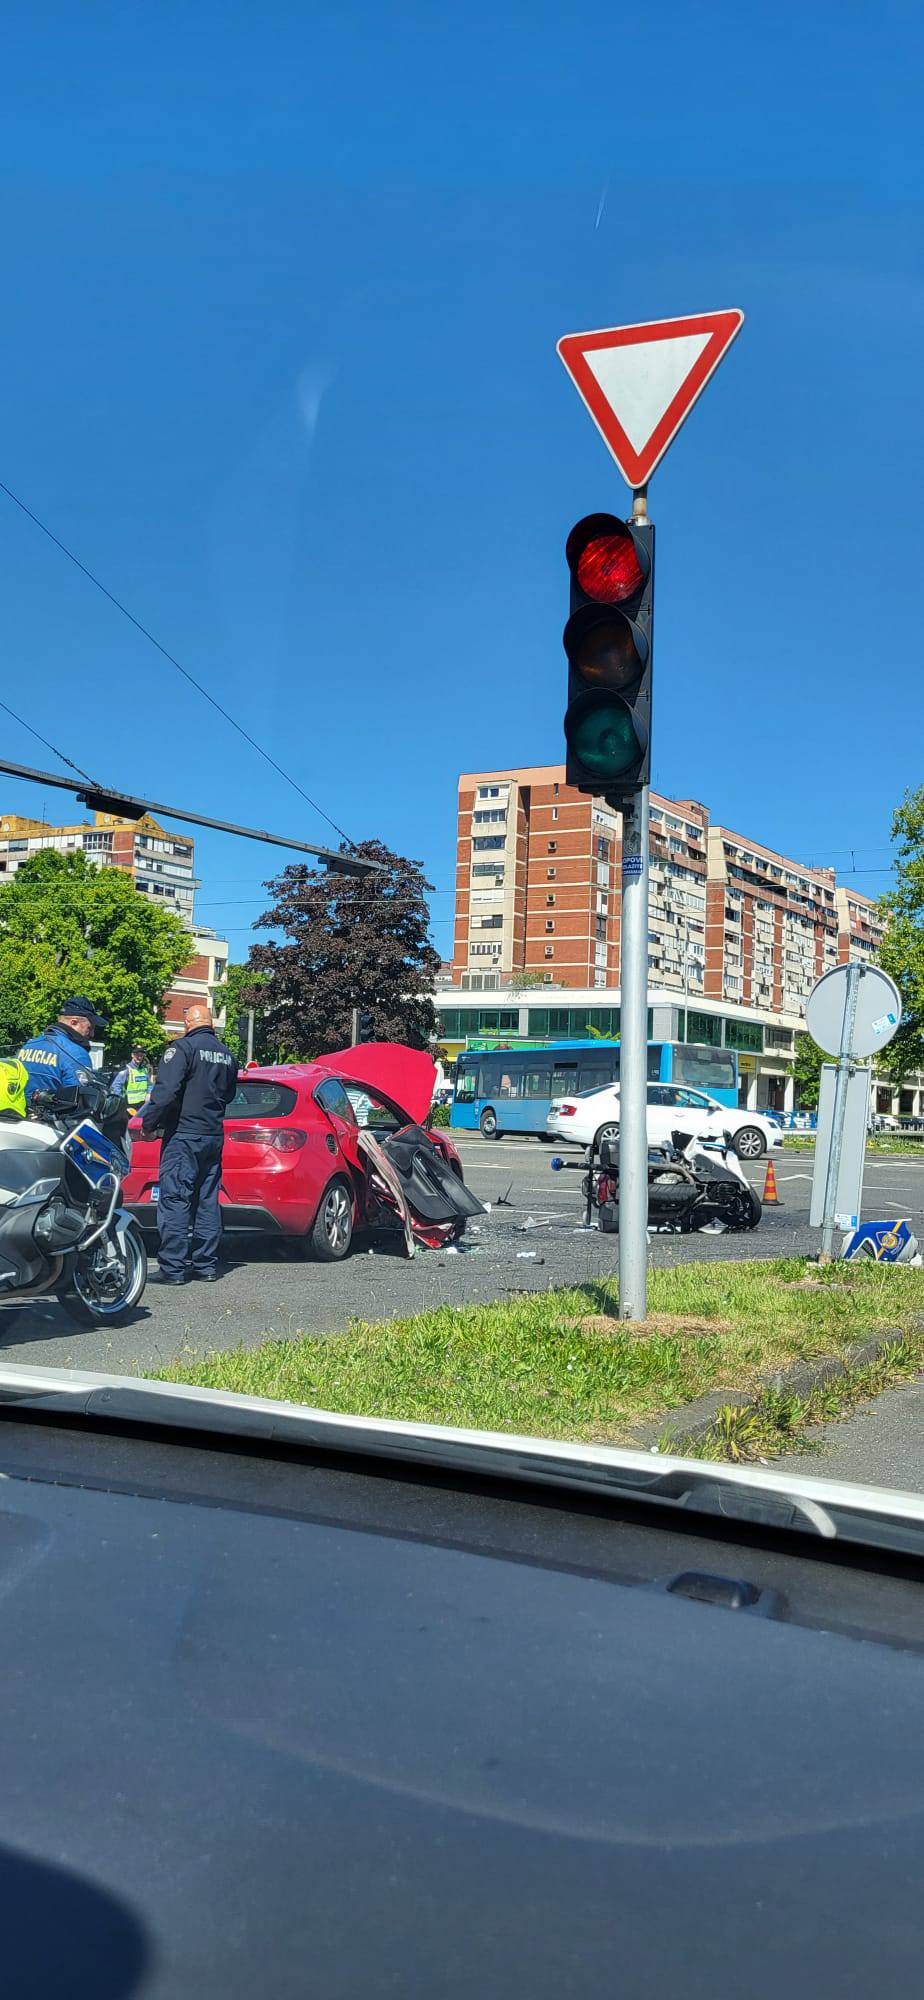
[{"left": 762, "top": 1158, "right": 782, "bottom": 1205}]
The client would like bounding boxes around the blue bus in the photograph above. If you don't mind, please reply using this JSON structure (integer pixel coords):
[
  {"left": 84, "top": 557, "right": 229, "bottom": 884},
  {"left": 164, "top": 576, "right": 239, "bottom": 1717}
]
[{"left": 451, "top": 1040, "right": 739, "bottom": 1139}]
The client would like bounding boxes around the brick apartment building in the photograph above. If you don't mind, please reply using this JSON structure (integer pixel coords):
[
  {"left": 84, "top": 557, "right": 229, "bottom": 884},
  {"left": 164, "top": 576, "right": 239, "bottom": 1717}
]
[
  {"left": 453, "top": 765, "right": 883, "bottom": 1007},
  {"left": 444, "top": 765, "right": 910, "bottom": 1113},
  {"left": 0, "top": 808, "right": 228, "bottom": 1032}
]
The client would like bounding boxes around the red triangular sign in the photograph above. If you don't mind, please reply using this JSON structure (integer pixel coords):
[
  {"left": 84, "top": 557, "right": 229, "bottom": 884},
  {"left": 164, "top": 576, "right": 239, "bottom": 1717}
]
[{"left": 557, "top": 310, "right": 744, "bottom": 489}]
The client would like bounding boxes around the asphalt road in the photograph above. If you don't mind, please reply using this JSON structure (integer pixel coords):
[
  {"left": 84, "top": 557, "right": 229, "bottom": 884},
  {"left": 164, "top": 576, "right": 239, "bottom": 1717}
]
[{"left": 1, "top": 1138, "right": 922, "bottom": 1384}]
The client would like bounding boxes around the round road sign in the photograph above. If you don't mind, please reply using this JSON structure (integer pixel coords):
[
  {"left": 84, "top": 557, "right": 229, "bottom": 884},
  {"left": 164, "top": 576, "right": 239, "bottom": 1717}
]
[{"left": 805, "top": 962, "right": 902, "bottom": 1060}]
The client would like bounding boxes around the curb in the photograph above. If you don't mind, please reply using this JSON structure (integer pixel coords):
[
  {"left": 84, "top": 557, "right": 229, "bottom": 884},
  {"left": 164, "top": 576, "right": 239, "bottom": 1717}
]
[{"left": 633, "top": 1326, "right": 909, "bottom": 1452}]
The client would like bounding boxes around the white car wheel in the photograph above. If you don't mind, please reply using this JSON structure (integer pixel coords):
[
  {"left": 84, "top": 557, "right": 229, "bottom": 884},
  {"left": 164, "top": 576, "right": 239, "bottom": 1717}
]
[{"left": 733, "top": 1125, "right": 766, "bottom": 1161}]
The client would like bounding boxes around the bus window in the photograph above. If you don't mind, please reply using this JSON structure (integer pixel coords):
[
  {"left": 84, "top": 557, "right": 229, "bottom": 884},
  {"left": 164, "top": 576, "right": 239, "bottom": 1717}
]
[
  {"left": 455, "top": 1064, "right": 477, "bottom": 1103},
  {"left": 578, "top": 1062, "right": 615, "bottom": 1093},
  {"left": 674, "top": 1045, "right": 737, "bottom": 1094},
  {"left": 551, "top": 1061, "right": 579, "bottom": 1097},
  {"left": 523, "top": 1067, "right": 552, "bottom": 1099},
  {"left": 647, "top": 1045, "right": 664, "bottom": 1081},
  {"left": 496, "top": 1070, "right": 518, "bottom": 1099}
]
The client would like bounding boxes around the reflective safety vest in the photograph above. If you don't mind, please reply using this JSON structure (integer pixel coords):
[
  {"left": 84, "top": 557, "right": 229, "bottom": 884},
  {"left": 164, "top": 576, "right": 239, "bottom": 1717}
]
[{"left": 125, "top": 1064, "right": 152, "bottom": 1108}]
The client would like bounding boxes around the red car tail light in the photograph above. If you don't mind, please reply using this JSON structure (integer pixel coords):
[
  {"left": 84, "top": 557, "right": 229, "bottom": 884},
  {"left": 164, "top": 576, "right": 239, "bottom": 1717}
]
[
  {"left": 558, "top": 1104, "right": 577, "bottom": 1117},
  {"left": 230, "top": 1127, "right": 307, "bottom": 1152}
]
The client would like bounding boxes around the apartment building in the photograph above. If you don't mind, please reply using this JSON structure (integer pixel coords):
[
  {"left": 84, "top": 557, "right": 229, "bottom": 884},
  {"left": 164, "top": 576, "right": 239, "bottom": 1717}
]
[
  {"left": 450, "top": 766, "right": 905, "bottom": 1111},
  {"left": 835, "top": 885, "right": 886, "bottom": 966},
  {"left": 0, "top": 807, "right": 228, "bottom": 1033},
  {"left": 0, "top": 809, "right": 199, "bottom": 926},
  {"left": 704, "top": 826, "right": 840, "bottom": 1015}
]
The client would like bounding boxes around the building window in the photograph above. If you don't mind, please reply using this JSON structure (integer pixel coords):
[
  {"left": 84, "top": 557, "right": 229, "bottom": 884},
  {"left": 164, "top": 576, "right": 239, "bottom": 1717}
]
[
  {"left": 546, "top": 894, "right": 555, "bottom": 907},
  {"left": 685, "top": 1010, "right": 722, "bottom": 1047},
  {"left": 544, "top": 945, "right": 554, "bottom": 958},
  {"left": 545, "top": 920, "right": 554, "bottom": 933},
  {"left": 547, "top": 867, "right": 556, "bottom": 879},
  {"left": 548, "top": 840, "right": 557, "bottom": 854},
  {"left": 477, "top": 785, "right": 501, "bottom": 799},
  {"left": 472, "top": 835, "right": 505, "bottom": 851},
  {"left": 552, "top": 807, "right": 559, "bottom": 821},
  {"left": 724, "top": 1018, "right": 763, "bottom": 1053}
]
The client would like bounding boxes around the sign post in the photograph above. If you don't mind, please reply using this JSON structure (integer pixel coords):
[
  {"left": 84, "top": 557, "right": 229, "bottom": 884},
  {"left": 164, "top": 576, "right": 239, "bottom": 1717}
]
[
  {"left": 805, "top": 962, "right": 902, "bottom": 1259},
  {"left": 557, "top": 310, "right": 744, "bottom": 1320}
]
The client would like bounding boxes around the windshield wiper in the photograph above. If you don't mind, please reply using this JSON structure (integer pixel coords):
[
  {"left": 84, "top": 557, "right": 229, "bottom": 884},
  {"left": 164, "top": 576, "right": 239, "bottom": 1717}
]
[{"left": 0, "top": 1362, "right": 922, "bottom": 1562}]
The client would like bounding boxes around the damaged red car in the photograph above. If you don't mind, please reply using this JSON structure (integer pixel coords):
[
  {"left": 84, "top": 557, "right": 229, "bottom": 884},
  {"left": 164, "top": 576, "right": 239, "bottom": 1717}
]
[{"left": 123, "top": 1042, "right": 482, "bottom": 1259}]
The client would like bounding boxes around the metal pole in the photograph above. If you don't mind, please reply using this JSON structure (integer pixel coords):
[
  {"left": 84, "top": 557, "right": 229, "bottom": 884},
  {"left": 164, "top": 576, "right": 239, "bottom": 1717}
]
[
  {"left": 819, "top": 962, "right": 861, "bottom": 1260},
  {"left": 245, "top": 1010, "right": 255, "bottom": 1065},
  {"left": 618, "top": 784, "right": 650, "bottom": 1318},
  {"left": 351, "top": 1007, "right": 361, "bottom": 1047}
]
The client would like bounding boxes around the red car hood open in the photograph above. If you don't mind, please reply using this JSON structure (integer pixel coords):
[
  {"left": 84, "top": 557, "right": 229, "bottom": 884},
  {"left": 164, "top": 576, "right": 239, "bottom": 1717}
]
[{"left": 312, "top": 1042, "right": 437, "bottom": 1126}]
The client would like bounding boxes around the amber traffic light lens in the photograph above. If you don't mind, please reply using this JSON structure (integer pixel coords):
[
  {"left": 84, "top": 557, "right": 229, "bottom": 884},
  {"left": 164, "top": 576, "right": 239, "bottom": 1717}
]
[{"left": 573, "top": 616, "right": 644, "bottom": 690}]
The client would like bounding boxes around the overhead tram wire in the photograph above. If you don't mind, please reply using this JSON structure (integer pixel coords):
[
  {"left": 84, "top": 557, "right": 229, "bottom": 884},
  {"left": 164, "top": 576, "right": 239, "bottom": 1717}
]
[
  {"left": 0, "top": 476, "right": 358, "bottom": 853},
  {"left": 0, "top": 698, "right": 100, "bottom": 790}
]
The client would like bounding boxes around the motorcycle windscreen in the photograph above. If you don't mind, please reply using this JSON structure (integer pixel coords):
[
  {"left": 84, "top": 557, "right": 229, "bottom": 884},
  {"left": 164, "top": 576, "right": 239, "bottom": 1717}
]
[
  {"left": 379, "top": 1125, "right": 485, "bottom": 1223},
  {"left": 61, "top": 1120, "right": 128, "bottom": 1187}
]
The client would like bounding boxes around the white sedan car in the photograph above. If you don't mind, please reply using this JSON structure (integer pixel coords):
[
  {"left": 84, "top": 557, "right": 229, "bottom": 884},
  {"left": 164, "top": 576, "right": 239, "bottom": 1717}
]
[{"left": 546, "top": 1082, "right": 784, "bottom": 1160}]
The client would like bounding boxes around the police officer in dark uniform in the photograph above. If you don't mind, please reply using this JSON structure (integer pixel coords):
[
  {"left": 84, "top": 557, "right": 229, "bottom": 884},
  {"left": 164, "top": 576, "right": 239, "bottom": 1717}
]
[{"left": 141, "top": 1002, "right": 239, "bottom": 1285}]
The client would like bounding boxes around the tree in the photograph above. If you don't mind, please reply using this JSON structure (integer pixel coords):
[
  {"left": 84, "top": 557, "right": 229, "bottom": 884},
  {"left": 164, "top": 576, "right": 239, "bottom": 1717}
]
[
  {"left": 213, "top": 964, "right": 272, "bottom": 1065},
  {"left": 0, "top": 850, "right": 191, "bottom": 1062},
  {"left": 789, "top": 1031, "right": 827, "bottom": 1111},
  {"left": 246, "top": 839, "right": 441, "bottom": 1058},
  {"left": 878, "top": 784, "right": 924, "bottom": 1079}
]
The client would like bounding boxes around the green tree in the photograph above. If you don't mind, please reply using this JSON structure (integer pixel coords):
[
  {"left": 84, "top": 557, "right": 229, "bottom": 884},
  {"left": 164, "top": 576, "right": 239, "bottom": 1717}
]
[
  {"left": 878, "top": 785, "right": 924, "bottom": 1079},
  {"left": 789, "top": 1031, "right": 827, "bottom": 1111},
  {"left": 213, "top": 964, "right": 272, "bottom": 1065},
  {"left": 0, "top": 850, "right": 191, "bottom": 1062},
  {"left": 247, "top": 839, "right": 441, "bottom": 1058}
]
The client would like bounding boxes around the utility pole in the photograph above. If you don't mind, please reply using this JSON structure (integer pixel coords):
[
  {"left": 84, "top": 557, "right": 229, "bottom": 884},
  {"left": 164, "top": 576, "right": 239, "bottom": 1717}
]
[
  {"left": 617, "top": 781, "right": 650, "bottom": 1317},
  {"left": 351, "top": 1007, "right": 360, "bottom": 1047}
]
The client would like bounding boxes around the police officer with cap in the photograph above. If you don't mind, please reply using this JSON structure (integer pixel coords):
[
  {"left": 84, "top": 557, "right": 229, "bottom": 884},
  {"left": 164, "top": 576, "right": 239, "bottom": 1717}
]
[
  {"left": 19, "top": 997, "right": 109, "bottom": 1108},
  {"left": 141, "top": 1001, "right": 238, "bottom": 1285}
]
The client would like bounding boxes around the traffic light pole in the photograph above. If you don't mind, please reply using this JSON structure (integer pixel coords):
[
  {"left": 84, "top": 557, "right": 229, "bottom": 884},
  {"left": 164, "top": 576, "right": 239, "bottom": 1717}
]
[{"left": 618, "top": 782, "right": 650, "bottom": 1319}]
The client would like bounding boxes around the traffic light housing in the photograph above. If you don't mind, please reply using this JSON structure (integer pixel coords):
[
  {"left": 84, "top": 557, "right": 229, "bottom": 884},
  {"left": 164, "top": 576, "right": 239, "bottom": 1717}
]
[
  {"left": 357, "top": 1009, "right": 374, "bottom": 1043},
  {"left": 563, "top": 512, "right": 654, "bottom": 805}
]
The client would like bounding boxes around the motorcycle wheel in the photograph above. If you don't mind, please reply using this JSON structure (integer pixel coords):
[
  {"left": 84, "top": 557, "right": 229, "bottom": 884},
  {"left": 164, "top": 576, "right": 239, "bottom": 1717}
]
[{"left": 56, "top": 1225, "right": 148, "bottom": 1327}]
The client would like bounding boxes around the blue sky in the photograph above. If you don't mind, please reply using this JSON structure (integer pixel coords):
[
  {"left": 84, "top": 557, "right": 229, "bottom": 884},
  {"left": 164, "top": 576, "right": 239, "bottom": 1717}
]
[{"left": 0, "top": 0, "right": 920, "bottom": 963}]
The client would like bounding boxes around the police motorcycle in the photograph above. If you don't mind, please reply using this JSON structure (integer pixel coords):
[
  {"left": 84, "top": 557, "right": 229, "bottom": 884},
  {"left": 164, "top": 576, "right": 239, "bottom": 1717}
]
[
  {"left": 0, "top": 1060, "right": 148, "bottom": 1325},
  {"left": 551, "top": 1125, "right": 763, "bottom": 1235}
]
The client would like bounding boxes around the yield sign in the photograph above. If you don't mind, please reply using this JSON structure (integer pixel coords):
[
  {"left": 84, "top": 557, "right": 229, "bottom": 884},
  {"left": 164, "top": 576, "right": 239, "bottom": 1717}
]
[{"left": 557, "top": 309, "right": 744, "bottom": 489}]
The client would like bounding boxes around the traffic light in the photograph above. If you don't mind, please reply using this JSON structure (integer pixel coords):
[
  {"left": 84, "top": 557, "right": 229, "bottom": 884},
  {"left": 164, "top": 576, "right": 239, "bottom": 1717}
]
[
  {"left": 563, "top": 512, "right": 654, "bottom": 805},
  {"left": 352, "top": 1007, "right": 374, "bottom": 1044}
]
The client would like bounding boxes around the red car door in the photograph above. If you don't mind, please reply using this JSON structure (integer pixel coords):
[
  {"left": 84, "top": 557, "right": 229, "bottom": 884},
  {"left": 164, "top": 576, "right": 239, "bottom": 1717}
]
[{"left": 312, "top": 1076, "right": 363, "bottom": 1179}]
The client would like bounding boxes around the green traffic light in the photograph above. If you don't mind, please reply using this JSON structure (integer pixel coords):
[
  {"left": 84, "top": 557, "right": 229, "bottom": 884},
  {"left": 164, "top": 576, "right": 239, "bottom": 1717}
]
[{"left": 566, "top": 696, "right": 641, "bottom": 777}]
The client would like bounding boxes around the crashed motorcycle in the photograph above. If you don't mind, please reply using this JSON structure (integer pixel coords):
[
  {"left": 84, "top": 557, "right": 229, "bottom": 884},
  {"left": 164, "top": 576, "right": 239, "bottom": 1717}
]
[
  {"left": 0, "top": 1075, "right": 148, "bottom": 1324},
  {"left": 357, "top": 1122, "right": 486, "bottom": 1253},
  {"left": 552, "top": 1127, "right": 763, "bottom": 1235}
]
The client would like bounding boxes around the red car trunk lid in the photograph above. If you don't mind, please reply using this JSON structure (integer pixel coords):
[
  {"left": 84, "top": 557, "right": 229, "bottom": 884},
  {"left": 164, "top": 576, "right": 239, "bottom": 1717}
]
[{"left": 311, "top": 1043, "right": 436, "bottom": 1126}]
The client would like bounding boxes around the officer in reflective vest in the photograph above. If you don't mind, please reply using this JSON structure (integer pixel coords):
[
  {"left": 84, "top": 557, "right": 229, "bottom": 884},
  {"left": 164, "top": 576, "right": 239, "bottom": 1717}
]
[{"left": 114, "top": 1047, "right": 154, "bottom": 1111}]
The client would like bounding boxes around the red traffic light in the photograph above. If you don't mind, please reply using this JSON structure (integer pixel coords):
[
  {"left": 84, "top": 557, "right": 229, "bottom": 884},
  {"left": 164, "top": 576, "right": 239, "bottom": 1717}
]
[{"left": 565, "top": 514, "right": 648, "bottom": 605}]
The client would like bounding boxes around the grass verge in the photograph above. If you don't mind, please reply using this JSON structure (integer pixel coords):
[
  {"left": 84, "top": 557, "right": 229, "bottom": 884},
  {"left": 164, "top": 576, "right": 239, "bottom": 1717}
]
[{"left": 157, "top": 1258, "right": 924, "bottom": 1447}]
